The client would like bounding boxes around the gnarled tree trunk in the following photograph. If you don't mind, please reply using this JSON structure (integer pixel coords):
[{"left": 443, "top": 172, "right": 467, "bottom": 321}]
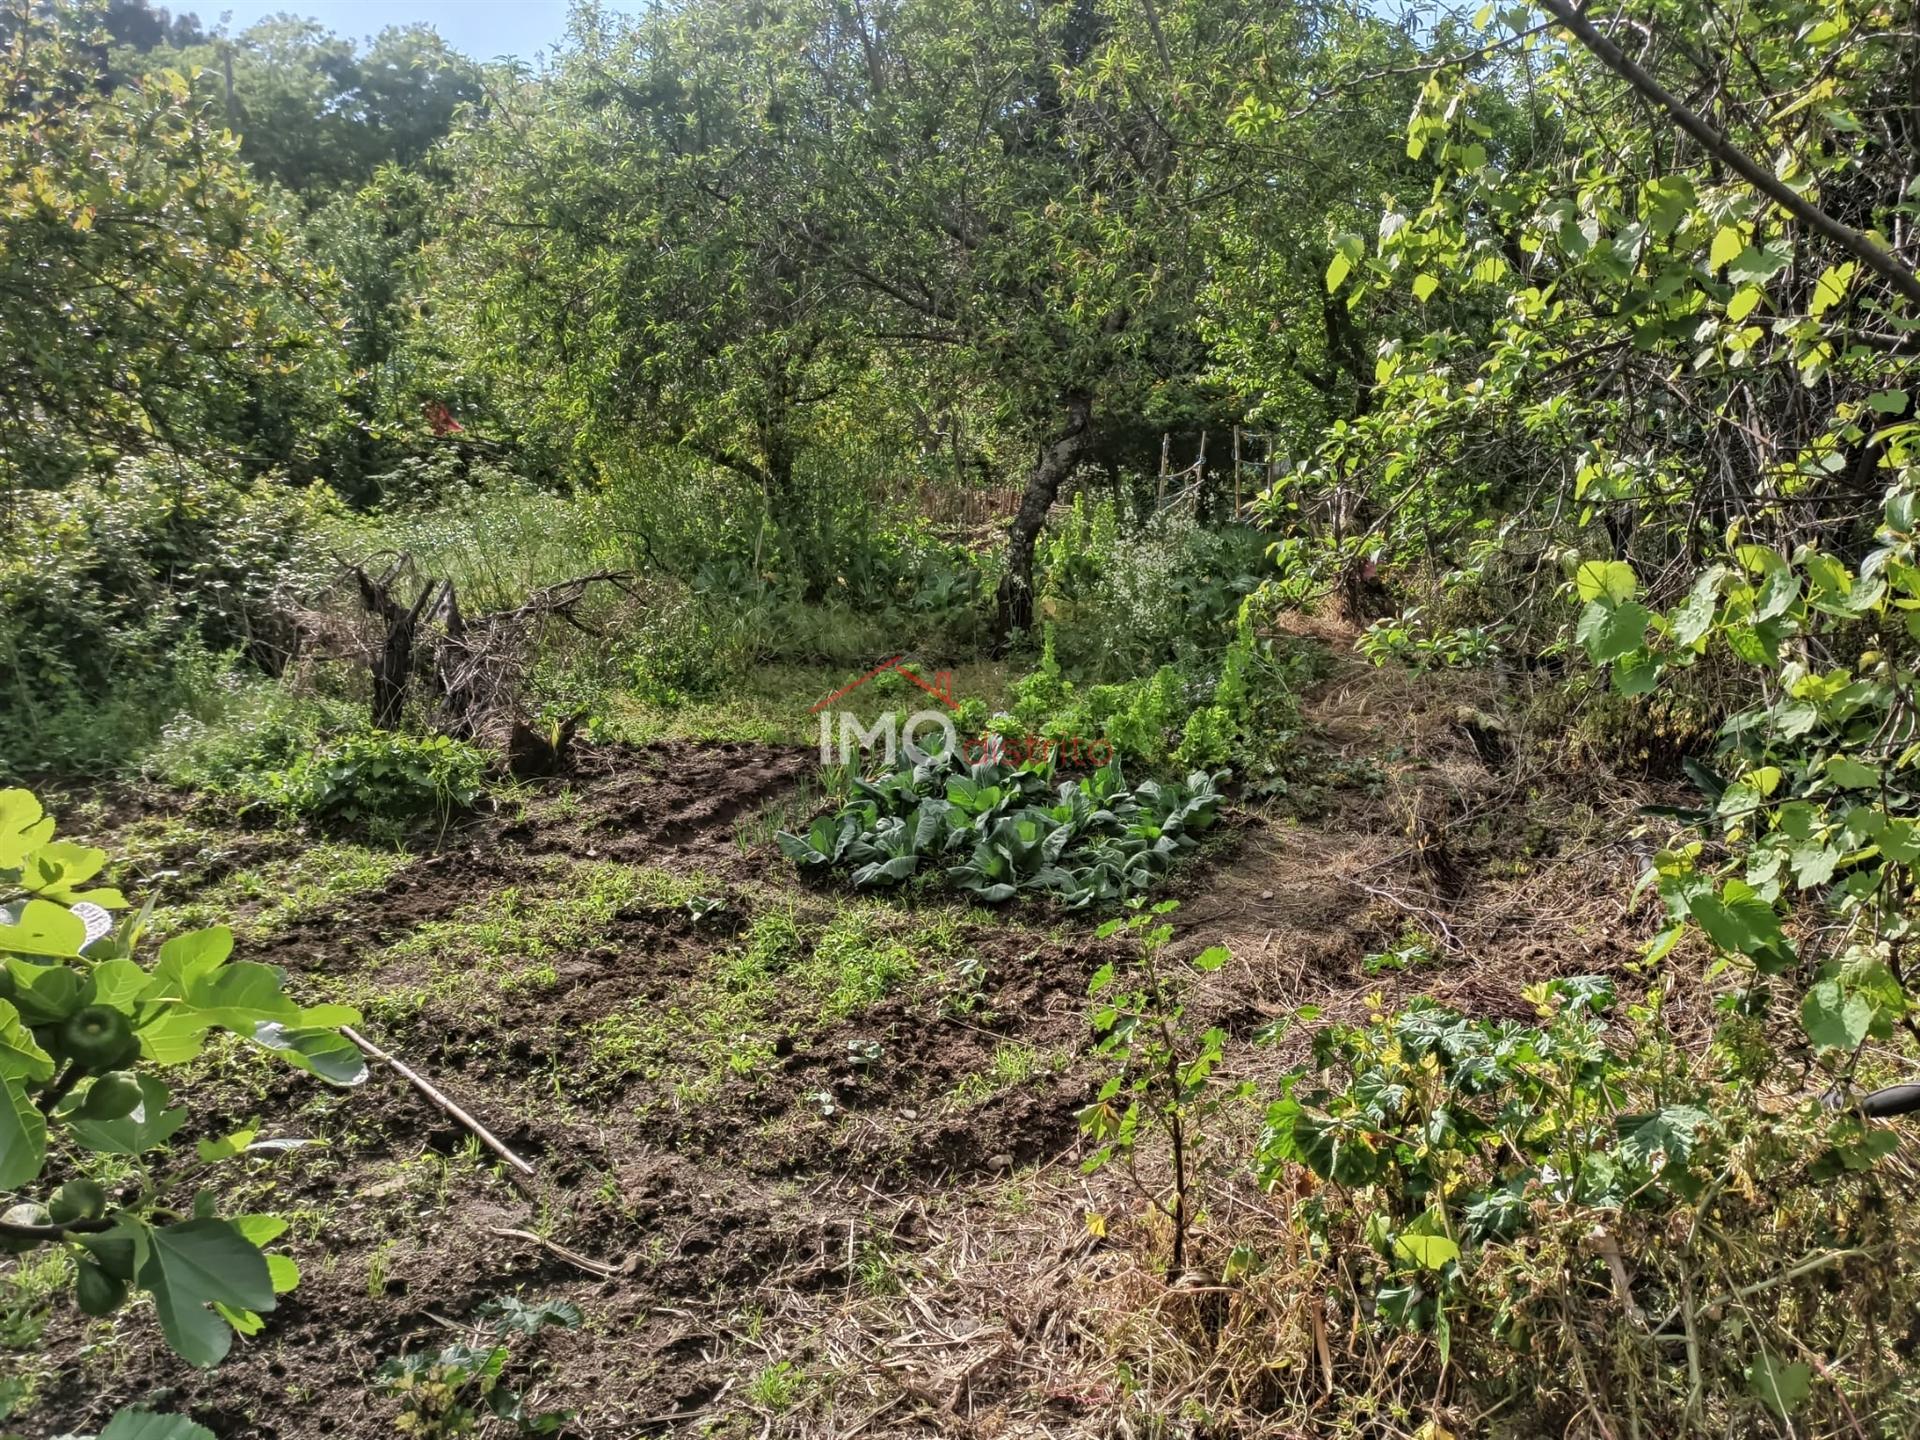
[{"left": 995, "top": 390, "right": 1093, "bottom": 638}]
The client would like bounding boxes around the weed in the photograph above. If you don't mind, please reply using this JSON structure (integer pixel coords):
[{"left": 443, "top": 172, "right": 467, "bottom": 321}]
[
  {"left": 0, "top": 1250, "right": 69, "bottom": 1352},
  {"left": 155, "top": 840, "right": 411, "bottom": 940},
  {"left": 949, "top": 1041, "right": 1042, "bottom": 1105},
  {"left": 746, "top": 1359, "right": 802, "bottom": 1411},
  {"left": 376, "top": 1294, "right": 581, "bottom": 1436},
  {"left": 854, "top": 1241, "right": 902, "bottom": 1296},
  {"left": 1360, "top": 927, "right": 1439, "bottom": 975},
  {"left": 366, "top": 858, "right": 707, "bottom": 1009}
]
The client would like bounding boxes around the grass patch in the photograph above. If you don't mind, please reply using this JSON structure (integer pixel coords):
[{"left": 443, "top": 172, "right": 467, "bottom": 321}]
[
  {"left": 156, "top": 840, "right": 413, "bottom": 940},
  {"left": 352, "top": 858, "right": 709, "bottom": 1018},
  {"left": 746, "top": 1359, "right": 802, "bottom": 1411},
  {"left": 582, "top": 900, "right": 967, "bottom": 1111},
  {"left": 947, "top": 1041, "right": 1066, "bottom": 1107}
]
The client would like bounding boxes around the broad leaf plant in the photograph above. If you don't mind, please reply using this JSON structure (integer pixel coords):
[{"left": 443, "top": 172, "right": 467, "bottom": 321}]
[{"left": 0, "top": 788, "right": 366, "bottom": 1367}]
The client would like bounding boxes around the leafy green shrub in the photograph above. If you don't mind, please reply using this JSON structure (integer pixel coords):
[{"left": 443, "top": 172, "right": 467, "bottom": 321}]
[
  {"left": 0, "top": 459, "right": 339, "bottom": 775},
  {"left": 0, "top": 787, "right": 365, "bottom": 1367},
  {"left": 146, "top": 680, "right": 360, "bottom": 796},
  {"left": 1037, "top": 498, "right": 1267, "bottom": 679},
  {"left": 1566, "top": 511, "right": 1920, "bottom": 1090},
  {"left": 270, "top": 732, "right": 486, "bottom": 827},
  {"left": 1001, "top": 617, "right": 1314, "bottom": 776},
  {"left": 1355, "top": 606, "right": 1503, "bottom": 669},
  {"left": 1256, "top": 979, "right": 1920, "bottom": 1430},
  {"left": 619, "top": 587, "right": 759, "bottom": 704},
  {"left": 1259, "top": 980, "right": 1715, "bottom": 1360},
  {"left": 1080, "top": 902, "right": 1238, "bottom": 1271},
  {"left": 777, "top": 752, "right": 1224, "bottom": 907},
  {"left": 147, "top": 692, "right": 482, "bottom": 830}
]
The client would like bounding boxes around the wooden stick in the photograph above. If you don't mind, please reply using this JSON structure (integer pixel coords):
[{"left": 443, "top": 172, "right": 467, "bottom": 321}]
[
  {"left": 342, "top": 1026, "right": 536, "bottom": 1176},
  {"left": 1232, "top": 425, "right": 1242, "bottom": 517},
  {"left": 488, "top": 1225, "right": 623, "bottom": 1278}
]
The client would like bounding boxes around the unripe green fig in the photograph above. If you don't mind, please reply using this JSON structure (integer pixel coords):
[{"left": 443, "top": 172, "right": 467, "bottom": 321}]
[
  {"left": 79, "top": 1071, "right": 142, "bottom": 1121},
  {"left": 0, "top": 1203, "right": 51, "bottom": 1253},
  {"left": 60, "top": 1006, "right": 134, "bottom": 1073},
  {"left": 49, "top": 1179, "right": 107, "bottom": 1225},
  {"left": 74, "top": 1257, "right": 128, "bottom": 1316},
  {"left": 80, "top": 1234, "right": 136, "bottom": 1282}
]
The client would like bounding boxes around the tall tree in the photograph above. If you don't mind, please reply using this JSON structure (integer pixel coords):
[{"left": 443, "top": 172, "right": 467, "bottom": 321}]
[
  {"left": 0, "top": 0, "right": 336, "bottom": 493},
  {"left": 756, "top": 0, "right": 1274, "bottom": 632},
  {"left": 427, "top": 11, "right": 863, "bottom": 514},
  {"left": 115, "top": 15, "right": 483, "bottom": 199}
]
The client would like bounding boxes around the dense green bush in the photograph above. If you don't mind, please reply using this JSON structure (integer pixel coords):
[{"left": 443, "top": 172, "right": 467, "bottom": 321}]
[
  {"left": 146, "top": 682, "right": 363, "bottom": 798},
  {"left": 999, "top": 615, "right": 1315, "bottom": 779},
  {"left": 1255, "top": 978, "right": 1920, "bottom": 1431},
  {"left": 1037, "top": 497, "right": 1268, "bottom": 680},
  {"left": 261, "top": 732, "right": 485, "bottom": 829},
  {"left": 0, "top": 460, "right": 339, "bottom": 776},
  {"left": 147, "top": 687, "right": 484, "bottom": 831}
]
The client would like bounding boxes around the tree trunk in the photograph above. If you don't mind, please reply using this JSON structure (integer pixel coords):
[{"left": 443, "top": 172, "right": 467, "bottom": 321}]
[
  {"left": 354, "top": 570, "right": 440, "bottom": 730},
  {"left": 996, "top": 390, "right": 1093, "bottom": 639}
]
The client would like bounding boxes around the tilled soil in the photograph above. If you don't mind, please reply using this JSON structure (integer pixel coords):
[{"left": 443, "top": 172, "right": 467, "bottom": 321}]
[
  {"left": 17, "top": 741, "right": 1172, "bottom": 1436},
  {"left": 18, "top": 686, "right": 1656, "bottom": 1438}
]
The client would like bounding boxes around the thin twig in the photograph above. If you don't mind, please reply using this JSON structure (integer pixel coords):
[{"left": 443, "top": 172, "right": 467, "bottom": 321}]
[{"left": 342, "top": 1025, "right": 536, "bottom": 1176}]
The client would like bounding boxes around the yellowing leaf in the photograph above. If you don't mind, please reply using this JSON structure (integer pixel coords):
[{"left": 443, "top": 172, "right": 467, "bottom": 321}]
[
  {"left": 1709, "top": 225, "right": 1743, "bottom": 269},
  {"left": 1393, "top": 1232, "right": 1460, "bottom": 1269},
  {"left": 1810, "top": 261, "right": 1857, "bottom": 317},
  {"left": 1575, "top": 559, "right": 1638, "bottom": 603},
  {"left": 1324, "top": 234, "right": 1363, "bottom": 294},
  {"left": 1412, "top": 273, "right": 1439, "bottom": 302},
  {"left": 1727, "top": 284, "right": 1763, "bottom": 322}
]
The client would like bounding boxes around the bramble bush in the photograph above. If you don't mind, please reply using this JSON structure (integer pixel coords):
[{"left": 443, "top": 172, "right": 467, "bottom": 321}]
[{"left": 0, "top": 459, "right": 339, "bottom": 777}]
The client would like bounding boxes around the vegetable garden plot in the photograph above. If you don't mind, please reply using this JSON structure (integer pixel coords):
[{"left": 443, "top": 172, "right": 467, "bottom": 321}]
[{"left": 779, "top": 753, "right": 1228, "bottom": 906}]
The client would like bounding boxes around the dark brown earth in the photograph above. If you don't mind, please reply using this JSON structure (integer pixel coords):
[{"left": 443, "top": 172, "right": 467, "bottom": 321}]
[
  {"left": 18, "top": 740, "right": 1154, "bottom": 1437},
  {"left": 15, "top": 674, "right": 1665, "bottom": 1439}
]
